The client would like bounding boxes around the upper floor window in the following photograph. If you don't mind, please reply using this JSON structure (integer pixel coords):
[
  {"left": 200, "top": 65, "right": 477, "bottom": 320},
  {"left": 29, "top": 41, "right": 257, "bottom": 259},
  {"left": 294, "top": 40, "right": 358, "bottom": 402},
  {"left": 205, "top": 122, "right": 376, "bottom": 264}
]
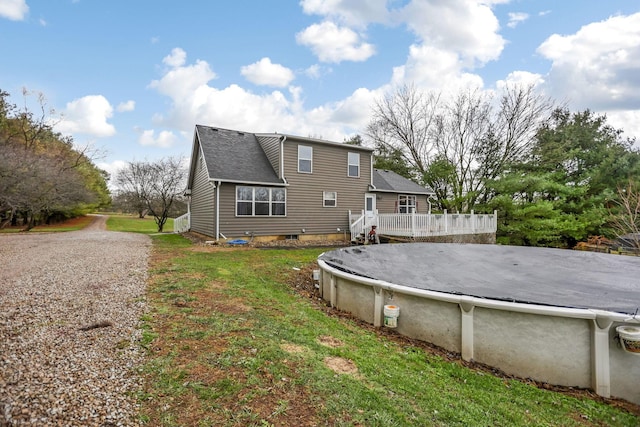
[
  {"left": 298, "top": 145, "right": 313, "bottom": 173},
  {"left": 236, "top": 186, "right": 286, "bottom": 216},
  {"left": 348, "top": 152, "right": 360, "bottom": 177},
  {"left": 323, "top": 191, "right": 337, "bottom": 207},
  {"left": 398, "top": 194, "right": 416, "bottom": 213}
]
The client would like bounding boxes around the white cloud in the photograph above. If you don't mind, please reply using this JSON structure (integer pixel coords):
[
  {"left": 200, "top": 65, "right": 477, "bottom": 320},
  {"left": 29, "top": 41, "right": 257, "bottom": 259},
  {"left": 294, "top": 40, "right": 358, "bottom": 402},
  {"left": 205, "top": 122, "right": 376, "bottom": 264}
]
[
  {"left": 162, "top": 47, "right": 188, "bottom": 68},
  {"left": 392, "top": 44, "right": 484, "bottom": 93},
  {"left": 300, "top": 0, "right": 389, "bottom": 27},
  {"left": 240, "top": 57, "right": 295, "bottom": 87},
  {"left": 507, "top": 12, "right": 529, "bottom": 29},
  {"left": 0, "top": 0, "right": 28, "bottom": 21},
  {"left": 497, "top": 71, "right": 545, "bottom": 90},
  {"left": 399, "top": 0, "right": 505, "bottom": 67},
  {"left": 147, "top": 49, "right": 365, "bottom": 141},
  {"left": 296, "top": 21, "right": 375, "bottom": 63},
  {"left": 330, "top": 87, "right": 381, "bottom": 128},
  {"left": 96, "top": 160, "right": 127, "bottom": 188},
  {"left": 304, "top": 64, "right": 321, "bottom": 79},
  {"left": 139, "top": 129, "right": 178, "bottom": 148},
  {"left": 537, "top": 12, "right": 640, "bottom": 111},
  {"left": 149, "top": 49, "right": 218, "bottom": 99},
  {"left": 605, "top": 110, "right": 640, "bottom": 143},
  {"left": 55, "top": 95, "right": 116, "bottom": 137},
  {"left": 116, "top": 100, "right": 135, "bottom": 112}
]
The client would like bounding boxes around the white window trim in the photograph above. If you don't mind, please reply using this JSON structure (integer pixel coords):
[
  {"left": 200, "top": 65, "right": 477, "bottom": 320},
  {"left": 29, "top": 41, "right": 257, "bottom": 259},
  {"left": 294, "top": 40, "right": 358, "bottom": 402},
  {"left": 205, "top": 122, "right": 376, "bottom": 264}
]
[
  {"left": 236, "top": 186, "right": 286, "bottom": 217},
  {"left": 298, "top": 145, "right": 313, "bottom": 173},
  {"left": 398, "top": 194, "right": 416, "bottom": 213},
  {"left": 348, "top": 152, "right": 360, "bottom": 178},
  {"left": 323, "top": 191, "right": 337, "bottom": 207}
]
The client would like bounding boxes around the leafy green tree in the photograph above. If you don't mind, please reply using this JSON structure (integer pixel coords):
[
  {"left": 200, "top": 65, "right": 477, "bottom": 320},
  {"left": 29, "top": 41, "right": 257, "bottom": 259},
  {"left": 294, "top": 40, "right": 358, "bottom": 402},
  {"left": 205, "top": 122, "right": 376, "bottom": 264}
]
[
  {"left": 344, "top": 134, "right": 363, "bottom": 146},
  {"left": 373, "top": 143, "right": 414, "bottom": 180},
  {"left": 487, "top": 109, "right": 639, "bottom": 247}
]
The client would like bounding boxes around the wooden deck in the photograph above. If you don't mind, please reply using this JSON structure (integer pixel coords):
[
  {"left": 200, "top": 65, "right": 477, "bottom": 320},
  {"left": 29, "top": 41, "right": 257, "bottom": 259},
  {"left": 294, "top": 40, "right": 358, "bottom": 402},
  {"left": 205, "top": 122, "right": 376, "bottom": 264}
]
[{"left": 349, "top": 210, "right": 497, "bottom": 240}]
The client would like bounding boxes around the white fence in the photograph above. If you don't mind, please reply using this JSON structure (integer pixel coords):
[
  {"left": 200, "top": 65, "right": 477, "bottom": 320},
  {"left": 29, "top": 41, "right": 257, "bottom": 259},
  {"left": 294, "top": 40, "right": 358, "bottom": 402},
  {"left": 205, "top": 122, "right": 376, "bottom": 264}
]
[
  {"left": 173, "top": 212, "right": 190, "bottom": 233},
  {"left": 349, "top": 210, "right": 497, "bottom": 239}
]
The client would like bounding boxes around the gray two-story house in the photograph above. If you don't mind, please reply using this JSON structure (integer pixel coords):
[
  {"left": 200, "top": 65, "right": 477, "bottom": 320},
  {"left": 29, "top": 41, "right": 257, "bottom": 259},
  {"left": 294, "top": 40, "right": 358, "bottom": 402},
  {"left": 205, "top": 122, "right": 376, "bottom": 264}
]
[{"left": 185, "top": 125, "right": 433, "bottom": 241}]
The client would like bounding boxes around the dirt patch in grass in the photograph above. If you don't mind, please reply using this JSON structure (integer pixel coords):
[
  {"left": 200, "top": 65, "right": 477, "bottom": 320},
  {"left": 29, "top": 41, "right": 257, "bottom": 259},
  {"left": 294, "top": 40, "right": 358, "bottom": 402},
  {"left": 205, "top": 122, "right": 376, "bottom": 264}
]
[
  {"left": 281, "top": 343, "right": 308, "bottom": 354},
  {"left": 317, "top": 335, "right": 344, "bottom": 348},
  {"left": 324, "top": 356, "right": 358, "bottom": 376}
]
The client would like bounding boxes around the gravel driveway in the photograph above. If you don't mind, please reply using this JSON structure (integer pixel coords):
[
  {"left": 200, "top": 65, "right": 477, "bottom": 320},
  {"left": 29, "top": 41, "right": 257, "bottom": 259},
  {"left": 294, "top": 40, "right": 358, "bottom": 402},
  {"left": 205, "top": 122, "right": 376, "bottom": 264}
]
[{"left": 0, "top": 216, "right": 150, "bottom": 426}]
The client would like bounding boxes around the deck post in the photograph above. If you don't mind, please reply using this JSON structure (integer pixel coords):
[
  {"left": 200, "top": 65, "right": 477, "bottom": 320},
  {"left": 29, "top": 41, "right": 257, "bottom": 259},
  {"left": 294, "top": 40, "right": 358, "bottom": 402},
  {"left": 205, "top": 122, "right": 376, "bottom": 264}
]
[
  {"left": 444, "top": 209, "right": 448, "bottom": 234},
  {"left": 471, "top": 210, "right": 475, "bottom": 233},
  {"left": 411, "top": 211, "right": 416, "bottom": 238}
]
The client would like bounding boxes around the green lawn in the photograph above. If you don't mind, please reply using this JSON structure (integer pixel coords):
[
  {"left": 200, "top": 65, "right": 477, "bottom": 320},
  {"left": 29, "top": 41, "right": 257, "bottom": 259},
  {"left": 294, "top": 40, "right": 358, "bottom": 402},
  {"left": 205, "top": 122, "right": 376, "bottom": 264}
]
[
  {"left": 105, "top": 214, "right": 174, "bottom": 234},
  {"left": 133, "top": 232, "right": 640, "bottom": 427}
]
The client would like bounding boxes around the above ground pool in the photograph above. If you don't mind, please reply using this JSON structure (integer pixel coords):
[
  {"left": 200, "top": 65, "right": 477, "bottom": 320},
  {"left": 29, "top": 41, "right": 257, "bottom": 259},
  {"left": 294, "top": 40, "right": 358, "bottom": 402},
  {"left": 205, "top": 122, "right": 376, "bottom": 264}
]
[{"left": 317, "top": 243, "right": 640, "bottom": 405}]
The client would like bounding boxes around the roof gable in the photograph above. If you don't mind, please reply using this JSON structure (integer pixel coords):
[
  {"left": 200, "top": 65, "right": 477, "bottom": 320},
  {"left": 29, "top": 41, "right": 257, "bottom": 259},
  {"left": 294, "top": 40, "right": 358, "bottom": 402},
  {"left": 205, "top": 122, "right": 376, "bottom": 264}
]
[
  {"left": 195, "top": 125, "right": 283, "bottom": 185},
  {"left": 372, "top": 169, "right": 434, "bottom": 195}
]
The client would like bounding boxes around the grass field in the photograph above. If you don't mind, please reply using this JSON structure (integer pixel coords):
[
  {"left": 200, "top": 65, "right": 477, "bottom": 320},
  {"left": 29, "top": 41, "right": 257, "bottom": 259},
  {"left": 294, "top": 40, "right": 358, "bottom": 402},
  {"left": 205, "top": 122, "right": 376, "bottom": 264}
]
[
  {"left": 105, "top": 214, "right": 174, "bottom": 234},
  {"left": 133, "top": 232, "right": 640, "bottom": 426}
]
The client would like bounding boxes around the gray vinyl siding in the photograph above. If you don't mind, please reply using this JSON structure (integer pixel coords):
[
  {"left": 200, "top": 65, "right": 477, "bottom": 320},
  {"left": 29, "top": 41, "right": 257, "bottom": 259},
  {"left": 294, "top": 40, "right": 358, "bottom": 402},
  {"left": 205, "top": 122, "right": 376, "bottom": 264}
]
[
  {"left": 374, "top": 194, "right": 430, "bottom": 214},
  {"left": 189, "top": 151, "right": 216, "bottom": 236},
  {"left": 284, "top": 141, "right": 372, "bottom": 235},
  {"left": 216, "top": 141, "right": 372, "bottom": 237},
  {"left": 256, "top": 135, "right": 281, "bottom": 178}
]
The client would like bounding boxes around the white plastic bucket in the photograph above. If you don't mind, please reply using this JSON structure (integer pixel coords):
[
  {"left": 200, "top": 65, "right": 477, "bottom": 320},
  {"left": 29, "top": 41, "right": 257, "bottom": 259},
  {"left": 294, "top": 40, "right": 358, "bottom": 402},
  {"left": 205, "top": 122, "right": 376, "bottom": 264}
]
[
  {"left": 384, "top": 305, "right": 400, "bottom": 328},
  {"left": 617, "top": 325, "right": 640, "bottom": 354}
]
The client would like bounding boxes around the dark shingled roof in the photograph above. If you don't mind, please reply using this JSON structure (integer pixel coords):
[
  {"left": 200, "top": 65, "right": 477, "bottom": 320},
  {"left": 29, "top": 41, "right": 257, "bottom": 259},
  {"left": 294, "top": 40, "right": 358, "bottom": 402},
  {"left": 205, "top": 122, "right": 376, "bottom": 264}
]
[
  {"left": 372, "top": 169, "right": 434, "bottom": 194},
  {"left": 196, "top": 125, "right": 283, "bottom": 184}
]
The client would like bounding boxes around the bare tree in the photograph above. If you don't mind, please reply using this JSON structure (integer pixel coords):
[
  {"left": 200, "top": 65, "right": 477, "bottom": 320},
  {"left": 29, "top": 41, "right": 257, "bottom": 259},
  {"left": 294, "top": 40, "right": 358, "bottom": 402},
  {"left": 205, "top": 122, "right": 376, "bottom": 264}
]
[
  {"left": 115, "top": 157, "right": 187, "bottom": 232},
  {"left": 366, "top": 83, "right": 553, "bottom": 211},
  {"left": 431, "top": 88, "right": 492, "bottom": 210},
  {"left": 609, "top": 180, "right": 640, "bottom": 249},
  {"left": 366, "top": 83, "right": 440, "bottom": 177},
  {"left": 115, "top": 161, "right": 153, "bottom": 218}
]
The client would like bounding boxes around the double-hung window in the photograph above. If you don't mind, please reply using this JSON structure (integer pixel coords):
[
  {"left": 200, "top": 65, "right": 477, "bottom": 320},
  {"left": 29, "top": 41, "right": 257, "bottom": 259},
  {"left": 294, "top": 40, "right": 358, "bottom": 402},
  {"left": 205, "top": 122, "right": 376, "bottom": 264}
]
[
  {"left": 398, "top": 194, "right": 416, "bottom": 213},
  {"left": 348, "top": 152, "right": 360, "bottom": 177},
  {"left": 323, "top": 191, "right": 337, "bottom": 207},
  {"left": 298, "top": 145, "right": 313, "bottom": 173},
  {"left": 236, "top": 186, "right": 286, "bottom": 216}
]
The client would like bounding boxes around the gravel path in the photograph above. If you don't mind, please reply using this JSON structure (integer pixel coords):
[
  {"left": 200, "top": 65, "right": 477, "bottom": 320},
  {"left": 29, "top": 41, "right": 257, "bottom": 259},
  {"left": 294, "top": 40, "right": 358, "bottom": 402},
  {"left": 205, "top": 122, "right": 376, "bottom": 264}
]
[{"left": 0, "top": 216, "right": 150, "bottom": 426}]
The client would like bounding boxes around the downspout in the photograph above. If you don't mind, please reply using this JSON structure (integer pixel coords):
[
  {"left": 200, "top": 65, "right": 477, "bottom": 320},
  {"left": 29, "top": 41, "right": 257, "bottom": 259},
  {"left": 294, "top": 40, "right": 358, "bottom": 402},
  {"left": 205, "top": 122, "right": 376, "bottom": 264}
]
[
  {"left": 280, "top": 135, "right": 287, "bottom": 181},
  {"left": 215, "top": 180, "right": 221, "bottom": 240}
]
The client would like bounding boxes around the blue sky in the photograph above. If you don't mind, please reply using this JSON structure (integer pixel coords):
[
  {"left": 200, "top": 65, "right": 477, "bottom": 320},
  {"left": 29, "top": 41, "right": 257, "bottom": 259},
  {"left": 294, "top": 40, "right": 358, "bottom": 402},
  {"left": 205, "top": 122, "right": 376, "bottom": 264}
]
[{"left": 1, "top": 0, "right": 639, "bottom": 183}]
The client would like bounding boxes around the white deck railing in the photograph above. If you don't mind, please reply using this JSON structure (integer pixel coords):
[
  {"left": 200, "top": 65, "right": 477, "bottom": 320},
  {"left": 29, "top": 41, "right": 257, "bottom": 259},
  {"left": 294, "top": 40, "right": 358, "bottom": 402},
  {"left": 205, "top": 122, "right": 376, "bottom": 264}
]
[
  {"left": 349, "top": 210, "right": 497, "bottom": 239},
  {"left": 173, "top": 212, "right": 190, "bottom": 233}
]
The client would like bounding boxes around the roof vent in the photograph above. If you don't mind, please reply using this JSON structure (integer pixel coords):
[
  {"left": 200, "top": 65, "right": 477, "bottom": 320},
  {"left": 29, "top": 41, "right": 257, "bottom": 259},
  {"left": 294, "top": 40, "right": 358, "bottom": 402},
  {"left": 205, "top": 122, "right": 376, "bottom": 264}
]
[
  {"left": 212, "top": 128, "right": 218, "bottom": 131},
  {"left": 237, "top": 132, "right": 245, "bottom": 136}
]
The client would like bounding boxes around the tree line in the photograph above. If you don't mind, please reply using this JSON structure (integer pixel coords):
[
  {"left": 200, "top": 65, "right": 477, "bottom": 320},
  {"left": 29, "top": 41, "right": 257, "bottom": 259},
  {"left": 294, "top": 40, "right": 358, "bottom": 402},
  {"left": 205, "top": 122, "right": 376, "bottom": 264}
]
[
  {"left": 365, "top": 83, "right": 640, "bottom": 248},
  {"left": 0, "top": 88, "right": 188, "bottom": 233},
  {"left": 0, "top": 89, "right": 110, "bottom": 230}
]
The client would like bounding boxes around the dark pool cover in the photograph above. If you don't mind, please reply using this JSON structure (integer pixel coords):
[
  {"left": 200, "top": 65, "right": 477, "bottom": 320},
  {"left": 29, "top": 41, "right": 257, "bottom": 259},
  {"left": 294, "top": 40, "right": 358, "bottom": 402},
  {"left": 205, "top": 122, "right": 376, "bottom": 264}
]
[{"left": 319, "top": 243, "right": 640, "bottom": 315}]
